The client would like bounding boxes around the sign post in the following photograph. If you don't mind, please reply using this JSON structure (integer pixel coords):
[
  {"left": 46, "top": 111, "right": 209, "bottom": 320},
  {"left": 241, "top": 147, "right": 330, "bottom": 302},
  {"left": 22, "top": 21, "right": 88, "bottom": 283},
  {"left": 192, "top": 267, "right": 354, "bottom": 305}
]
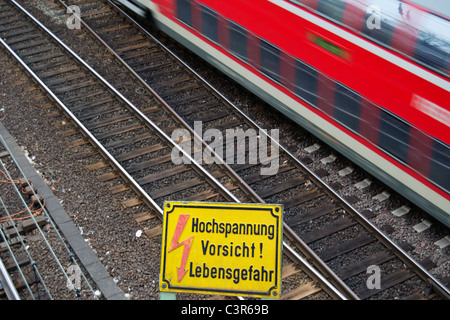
[{"left": 160, "top": 201, "right": 283, "bottom": 299}]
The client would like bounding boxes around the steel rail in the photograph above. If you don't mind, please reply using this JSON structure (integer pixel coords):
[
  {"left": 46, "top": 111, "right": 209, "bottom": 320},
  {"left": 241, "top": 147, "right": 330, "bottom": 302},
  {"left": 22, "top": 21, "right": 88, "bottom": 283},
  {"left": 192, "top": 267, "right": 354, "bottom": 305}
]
[
  {"left": 0, "top": 247, "right": 21, "bottom": 300},
  {"left": 61, "top": 0, "right": 261, "bottom": 205},
  {"left": 0, "top": 126, "right": 98, "bottom": 299},
  {"left": 6, "top": 0, "right": 240, "bottom": 211},
  {"left": 0, "top": 205, "right": 36, "bottom": 299},
  {"left": 106, "top": 0, "right": 450, "bottom": 299},
  {"left": 0, "top": 155, "right": 54, "bottom": 299}
]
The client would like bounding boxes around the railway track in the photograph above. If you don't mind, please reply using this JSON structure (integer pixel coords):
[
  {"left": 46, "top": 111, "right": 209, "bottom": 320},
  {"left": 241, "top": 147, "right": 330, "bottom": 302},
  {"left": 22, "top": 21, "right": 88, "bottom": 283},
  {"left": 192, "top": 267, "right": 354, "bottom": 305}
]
[
  {"left": 0, "top": 153, "right": 47, "bottom": 300},
  {"left": 1, "top": 0, "right": 448, "bottom": 299},
  {"left": 0, "top": 0, "right": 351, "bottom": 300},
  {"left": 0, "top": 132, "right": 102, "bottom": 300},
  {"left": 0, "top": 141, "right": 53, "bottom": 300}
]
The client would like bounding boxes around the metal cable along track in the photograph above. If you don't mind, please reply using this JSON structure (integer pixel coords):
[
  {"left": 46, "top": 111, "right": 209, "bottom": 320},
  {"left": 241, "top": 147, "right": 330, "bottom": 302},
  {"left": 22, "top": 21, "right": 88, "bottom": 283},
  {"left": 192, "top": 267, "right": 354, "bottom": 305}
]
[{"left": 0, "top": 133, "right": 99, "bottom": 300}]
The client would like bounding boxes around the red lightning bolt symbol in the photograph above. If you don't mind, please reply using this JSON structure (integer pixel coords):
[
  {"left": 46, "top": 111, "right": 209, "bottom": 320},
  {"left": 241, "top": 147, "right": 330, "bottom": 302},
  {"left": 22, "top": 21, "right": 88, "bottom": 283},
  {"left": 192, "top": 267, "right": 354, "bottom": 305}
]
[{"left": 169, "top": 214, "right": 193, "bottom": 282}]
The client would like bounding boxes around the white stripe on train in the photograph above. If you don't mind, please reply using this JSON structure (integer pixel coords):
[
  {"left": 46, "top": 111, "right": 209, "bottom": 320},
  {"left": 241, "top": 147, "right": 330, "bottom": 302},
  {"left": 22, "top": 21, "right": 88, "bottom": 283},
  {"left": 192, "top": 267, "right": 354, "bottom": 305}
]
[{"left": 269, "top": 0, "right": 450, "bottom": 91}]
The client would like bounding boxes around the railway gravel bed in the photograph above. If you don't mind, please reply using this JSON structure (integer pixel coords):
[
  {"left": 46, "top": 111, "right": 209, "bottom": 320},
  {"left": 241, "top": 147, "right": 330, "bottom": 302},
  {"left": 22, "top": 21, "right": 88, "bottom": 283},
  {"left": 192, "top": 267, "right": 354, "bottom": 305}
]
[
  {"left": 0, "top": 55, "right": 330, "bottom": 300},
  {"left": 0, "top": 0, "right": 446, "bottom": 299},
  {"left": 0, "top": 47, "right": 162, "bottom": 299}
]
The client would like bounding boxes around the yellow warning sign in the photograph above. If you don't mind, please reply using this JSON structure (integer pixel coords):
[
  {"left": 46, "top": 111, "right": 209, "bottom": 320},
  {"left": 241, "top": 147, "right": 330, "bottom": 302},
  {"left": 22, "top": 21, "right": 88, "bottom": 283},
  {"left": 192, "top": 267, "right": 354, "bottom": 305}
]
[{"left": 160, "top": 201, "right": 283, "bottom": 298}]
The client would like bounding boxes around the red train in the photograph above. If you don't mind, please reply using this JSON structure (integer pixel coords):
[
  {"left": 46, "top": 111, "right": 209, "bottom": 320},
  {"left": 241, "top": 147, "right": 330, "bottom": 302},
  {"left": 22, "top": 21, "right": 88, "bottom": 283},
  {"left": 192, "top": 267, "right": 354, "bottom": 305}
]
[{"left": 115, "top": 0, "right": 450, "bottom": 227}]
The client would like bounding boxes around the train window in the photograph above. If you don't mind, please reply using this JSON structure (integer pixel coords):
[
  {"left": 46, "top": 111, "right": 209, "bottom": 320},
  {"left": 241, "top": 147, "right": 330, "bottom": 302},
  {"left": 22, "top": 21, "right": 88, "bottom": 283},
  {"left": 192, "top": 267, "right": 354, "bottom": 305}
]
[
  {"left": 358, "top": 99, "right": 380, "bottom": 145},
  {"left": 407, "top": 126, "right": 433, "bottom": 179},
  {"left": 317, "top": 0, "right": 347, "bottom": 23},
  {"left": 217, "top": 15, "right": 229, "bottom": 50},
  {"left": 260, "top": 40, "right": 281, "bottom": 83},
  {"left": 429, "top": 140, "right": 450, "bottom": 193},
  {"left": 177, "top": 0, "right": 192, "bottom": 27},
  {"left": 201, "top": 5, "right": 218, "bottom": 43},
  {"left": 294, "top": 59, "right": 318, "bottom": 106},
  {"left": 229, "top": 21, "right": 247, "bottom": 62},
  {"left": 280, "top": 52, "right": 296, "bottom": 92},
  {"left": 413, "top": 15, "right": 450, "bottom": 76},
  {"left": 247, "top": 33, "right": 261, "bottom": 69},
  {"left": 316, "top": 73, "right": 336, "bottom": 117},
  {"left": 407, "top": 0, "right": 450, "bottom": 19},
  {"left": 333, "top": 83, "right": 361, "bottom": 133},
  {"left": 361, "top": 2, "right": 398, "bottom": 47},
  {"left": 378, "top": 110, "right": 410, "bottom": 163},
  {"left": 291, "top": 0, "right": 450, "bottom": 76},
  {"left": 341, "top": 0, "right": 368, "bottom": 31}
]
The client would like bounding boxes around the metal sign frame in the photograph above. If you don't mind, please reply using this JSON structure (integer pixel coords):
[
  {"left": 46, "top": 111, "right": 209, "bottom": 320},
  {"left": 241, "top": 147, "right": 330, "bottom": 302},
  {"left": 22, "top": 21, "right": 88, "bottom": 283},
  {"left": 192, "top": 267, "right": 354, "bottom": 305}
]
[{"left": 160, "top": 201, "right": 283, "bottom": 299}]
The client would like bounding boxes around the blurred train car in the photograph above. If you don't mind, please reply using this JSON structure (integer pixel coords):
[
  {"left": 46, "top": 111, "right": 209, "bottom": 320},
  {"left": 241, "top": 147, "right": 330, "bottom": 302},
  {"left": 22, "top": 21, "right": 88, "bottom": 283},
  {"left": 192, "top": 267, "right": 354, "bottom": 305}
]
[{"left": 114, "top": 0, "right": 450, "bottom": 227}]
